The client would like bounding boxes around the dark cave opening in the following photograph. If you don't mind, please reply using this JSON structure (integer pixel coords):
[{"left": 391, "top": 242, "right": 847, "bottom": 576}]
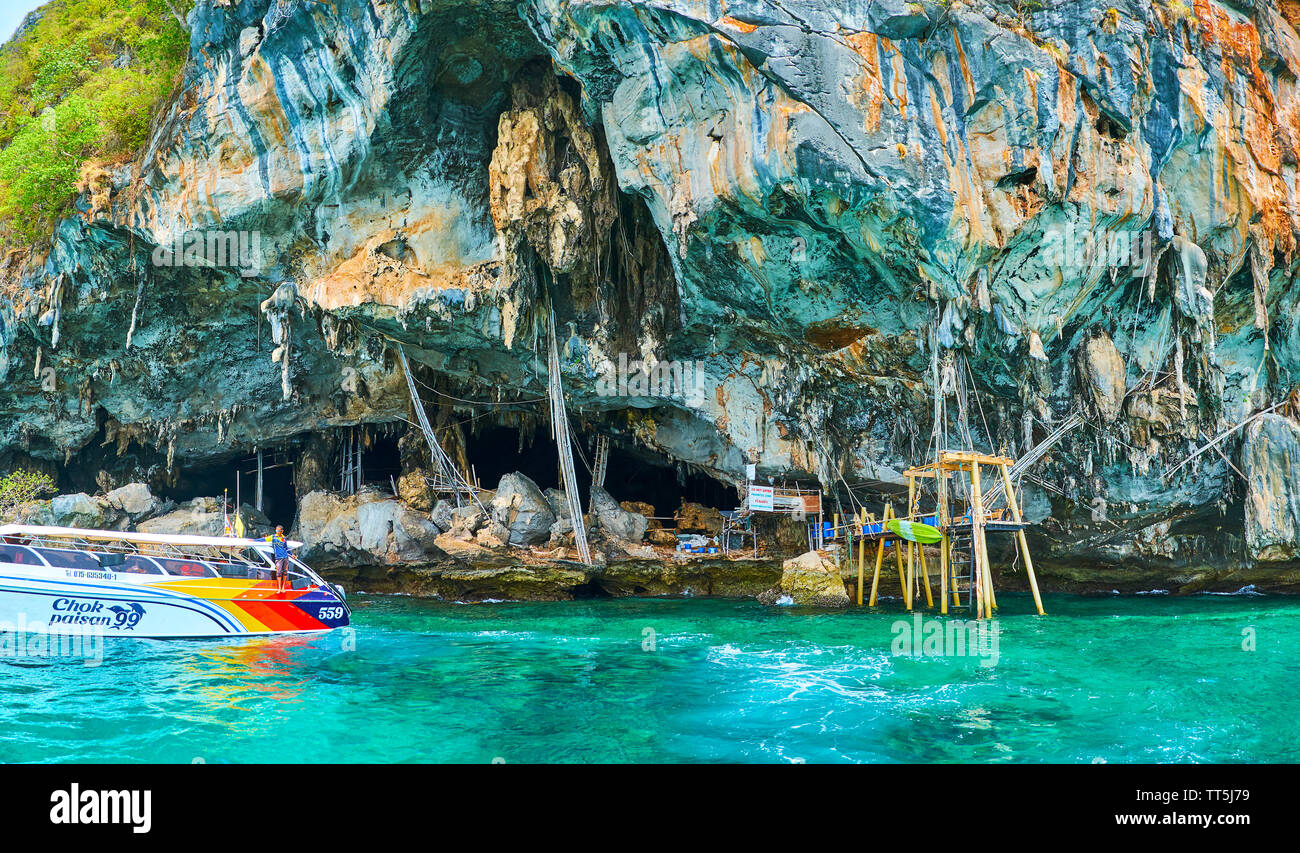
[
  {"left": 158, "top": 454, "right": 298, "bottom": 530},
  {"left": 568, "top": 579, "right": 613, "bottom": 599},
  {"left": 463, "top": 424, "right": 738, "bottom": 518},
  {"left": 465, "top": 425, "right": 567, "bottom": 493},
  {"left": 355, "top": 433, "right": 403, "bottom": 491},
  {"left": 600, "top": 444, "right": 738, "bottom": 518}
]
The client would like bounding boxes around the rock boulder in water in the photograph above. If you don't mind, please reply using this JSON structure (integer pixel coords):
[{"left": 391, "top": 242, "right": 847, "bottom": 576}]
[{"left": 759, "top": 551, "right": 849, "bottom": 608}]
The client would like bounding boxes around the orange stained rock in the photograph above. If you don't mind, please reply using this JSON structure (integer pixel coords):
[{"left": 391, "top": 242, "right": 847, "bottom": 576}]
[
  {"left": 715, "top": 15, "right": 758, "bottom": 34},
  {"left": 1178, "top": 1, "right": 1300, "bottom": 253},
  {"left": 928, "top": 85, "right": 949, "bottom": 147},
  {"left": 305, "top": 221, "right": 486, "bottom": 314},
  {"left": 950, "top": 30, "right": 977, "bottom": 109},
  {"left": 763, "top": 97, "right": 808, "bottom": 166},
  {"left": 844, "top": 31, "right": 885, "bottom": 134},
  {"left": 883, "top": 37, "right": 909, "bottom": 120}
]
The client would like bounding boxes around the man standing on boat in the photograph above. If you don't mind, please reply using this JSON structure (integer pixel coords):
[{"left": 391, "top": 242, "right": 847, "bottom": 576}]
[{"left": 262, "top": 525, "right": 292, "bottom": 589}]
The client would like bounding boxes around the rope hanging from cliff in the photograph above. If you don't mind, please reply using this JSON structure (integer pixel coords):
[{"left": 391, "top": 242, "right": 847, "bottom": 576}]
[
  {"left": 397, "top": 346, "right": 488, "bottom": 514},
  {"left": 547, "top": 309, "right": 592, "bottom": 565},
  {"left": 125, "top": 218, "right": 145, "bottom": 350},
  {"left": 962, "top": 353, "right": 995, "bottom": 453}
]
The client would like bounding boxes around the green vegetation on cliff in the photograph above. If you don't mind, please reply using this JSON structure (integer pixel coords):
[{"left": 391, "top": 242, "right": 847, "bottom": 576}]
[
  {"left": 0, "top": 0, "right": 192, "bottom": 245},
  {"left": 0, "top": 469, "right": 56, "bottom": 515}
]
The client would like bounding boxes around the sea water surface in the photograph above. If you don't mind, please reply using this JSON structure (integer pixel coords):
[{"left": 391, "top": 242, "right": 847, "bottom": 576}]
[{"left": 2, "top": 593, "right": 1295, "bottom": 763}]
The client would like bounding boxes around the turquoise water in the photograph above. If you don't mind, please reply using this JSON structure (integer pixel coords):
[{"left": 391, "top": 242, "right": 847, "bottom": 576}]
[{"left": 2, "top": 593, "right": 1296, "bottom": 763}]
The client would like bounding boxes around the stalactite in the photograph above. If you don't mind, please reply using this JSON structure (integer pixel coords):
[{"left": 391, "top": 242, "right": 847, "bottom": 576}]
[{"left": 260, "top": 282, "right": 298, "bottom": 401}]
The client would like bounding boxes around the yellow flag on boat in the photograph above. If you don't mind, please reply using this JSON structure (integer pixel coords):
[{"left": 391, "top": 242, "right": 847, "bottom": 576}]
[
  {"left": 887, "top": 518, "right": 943, "bottom": 544},
  {"left": 233, "top": 513, "right": 246, "bottom": 539}
]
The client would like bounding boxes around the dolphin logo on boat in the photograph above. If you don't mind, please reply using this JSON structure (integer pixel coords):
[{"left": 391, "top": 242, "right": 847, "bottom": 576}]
[{"left": 107, "top": 603, "right": 146, "bottom": 630}]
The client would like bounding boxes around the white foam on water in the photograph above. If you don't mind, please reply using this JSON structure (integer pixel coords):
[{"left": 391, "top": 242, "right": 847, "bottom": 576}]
[{"left": 1202, "top": 584, "right": 1264, "bottom": 596}]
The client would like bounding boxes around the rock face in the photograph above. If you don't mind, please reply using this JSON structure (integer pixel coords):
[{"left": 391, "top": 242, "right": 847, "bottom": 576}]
[
  {"left": 759, "top": 551, "right": 850, "bottom": 608},
  {"left": 2, "top": 0, "right": 1300, "bottom": 590},
  {"left": 1077, "top": 333, "right": 1127, "bottom": 424},
  {"left": 396, "top": 471, "right": 434, "bottom": 512},
  {"left": 430, "top": 499, "right": 455, "bottom": 532},
  {"left": 491, "top": 473, "right": 556, "bottom": 545},
  {"left": 1244, "top": 414, "right": 1300, "bottom": 562}
]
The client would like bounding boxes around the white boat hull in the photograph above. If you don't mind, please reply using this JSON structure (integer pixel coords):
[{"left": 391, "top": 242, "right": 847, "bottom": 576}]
[{"left": 0, "top": 565, "right": 349, "bottom": 639}]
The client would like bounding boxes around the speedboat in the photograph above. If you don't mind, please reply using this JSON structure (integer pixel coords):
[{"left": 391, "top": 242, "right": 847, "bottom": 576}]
[{"left": 0, "top": 524, "right": 350, "bottom": 638}]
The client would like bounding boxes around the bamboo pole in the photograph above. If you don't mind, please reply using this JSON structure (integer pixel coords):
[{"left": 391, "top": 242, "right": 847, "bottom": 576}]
[
  {"left": 854, "top": 507, "right": 866, "bottom": 606},
  {"left": 1000, "top": 462, "right": 1046, "bottom": 615},
  {"left": 918, "top": 539, "right": 934, "bottom": 608},
  {"left": 970, "top": 462, "right": 994, "bottom": 619},
  {"left": 869, "top": 534, "right": 886, "bottom": 606},
  {"left": 906, "top": 476, "right": 916, "bottom": 608},
  {"left": 940, "top": 532, "right": 949, "bottom": 615},
  {"left": 951, "top": 535, "right": 962, "bottom": 608},
  {"left": 869, "top": 503, "right": 891, "bottom": 607},
  {"left": 894, "top": 535, "right": 909, "bottom": 611}
]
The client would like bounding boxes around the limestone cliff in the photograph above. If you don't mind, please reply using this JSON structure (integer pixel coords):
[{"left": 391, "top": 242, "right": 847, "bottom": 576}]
[{"left": 3, "top": 0, "right": 1300, "bottom": 591}]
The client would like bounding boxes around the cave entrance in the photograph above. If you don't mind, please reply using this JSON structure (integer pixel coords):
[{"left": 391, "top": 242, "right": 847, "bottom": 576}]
[
  {"left": 600, "top": 444, "right": 736, "bottom": 519},
  {"left": 356, "top": 432, "right": 403, "bottom": 491},
  {"left": 464, "top": 425, "right": 569, "bottom": 494},
  {"left": 237, "top": 452, "right": 297, "bottom": 530},
  {"left": 158, "top": 452, "right": 298, "bottom": 530},
  {"left": 462, "top": 424, "right": 736, "bottom": 519}
]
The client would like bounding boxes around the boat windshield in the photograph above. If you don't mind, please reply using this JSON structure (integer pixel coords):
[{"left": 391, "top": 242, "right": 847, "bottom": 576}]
[
  {"left": 0, "top": 544, "right": 44, "bottom": 566},
  {"left": 36, "top": 548, "right": 102, "bottom": 570},
  {"left": 152, "top": 557, "right": 221, "bottom": 578}
]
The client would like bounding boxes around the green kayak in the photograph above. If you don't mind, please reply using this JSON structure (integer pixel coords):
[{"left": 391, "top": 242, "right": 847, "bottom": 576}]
[{"left": 886, "top": 518, "right": 944, "bottom": 544}]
